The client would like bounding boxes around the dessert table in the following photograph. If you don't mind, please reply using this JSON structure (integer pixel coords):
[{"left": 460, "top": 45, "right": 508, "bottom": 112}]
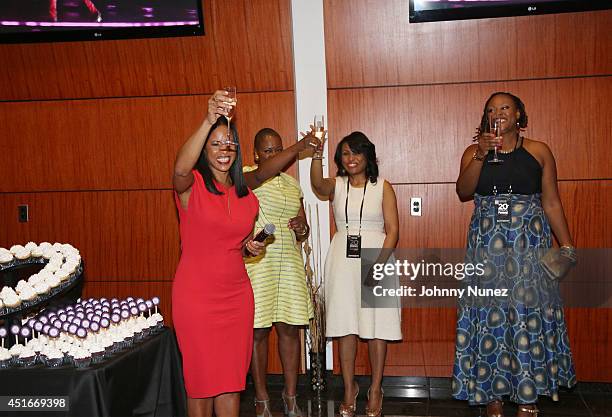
[{"left": 0, "top": 327, "right": 186, "bottom": 417}]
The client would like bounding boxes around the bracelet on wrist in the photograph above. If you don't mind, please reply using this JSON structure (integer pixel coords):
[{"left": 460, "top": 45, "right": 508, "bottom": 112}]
[{"left": 472, "top": 150, "right": 485, "bottom": 161}]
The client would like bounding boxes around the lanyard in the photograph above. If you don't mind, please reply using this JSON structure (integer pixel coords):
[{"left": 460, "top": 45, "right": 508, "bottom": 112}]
[
  {"left": 492, "top": 136, "right": 521, "bottom": 196},
  {"left": 345, "top": 178, "right": 367, "bottom": 236}
]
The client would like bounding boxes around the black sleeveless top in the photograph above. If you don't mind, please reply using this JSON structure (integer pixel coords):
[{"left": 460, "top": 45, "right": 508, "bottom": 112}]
[{"left": 475, "top": 138, "right": 543, "bottom": 196}]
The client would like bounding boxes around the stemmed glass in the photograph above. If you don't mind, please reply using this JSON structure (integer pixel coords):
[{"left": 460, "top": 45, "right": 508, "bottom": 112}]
[
  {"left": 489, "top": 116, "right": 503, "bottom": 164},
  {"left": 222, "top": 86, "right": 236, "bottom": 146},
  {"left": 312, "top": 115, "right": 325, "bottom": 160}
]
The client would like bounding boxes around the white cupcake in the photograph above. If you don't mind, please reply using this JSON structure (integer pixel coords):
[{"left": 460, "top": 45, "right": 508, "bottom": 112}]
[
  {"left": 46, "top": 273, "right": 61, "bottom": 289},
  {"left": 41, "top": 345, "right": 64, "bottom": 367},
  {"left": 14, "top": 247, "right": 30, "bottom": 261},
  {"left": 17, "top": 346, "right": 37, "bottom": 367},
  {"left": 15, "top": 280, "right": 30, "bottom": 293},
  {"left": 31, "top": 246, "right": 44, "bottom": 258},
  {"left": 9, "top": 344, "right": 24, "bottom": 358},
  {"left": 0, "top": 347, "right": 11, "bottom": 368},
  {"left": 24, "top": 242, "right": 37, "bottom": 251},
  {"left": 33, "top": 281, "right": 50, "bottom": 296},
  {"left": 0, "top": 250, "right": 14, "bottom": 265},
  {"left": 9, "top": 245, "right": 25, "bottom": 255},
  {"left": 39, "top": 242, "right": 52, "bottom": 251},
  {"left": 1, "top": 291, "right": 21, "bottom": 309}
]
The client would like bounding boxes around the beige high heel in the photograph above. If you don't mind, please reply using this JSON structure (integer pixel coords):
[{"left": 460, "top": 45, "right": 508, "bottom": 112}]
[
  {"left": 255, "top": 398, "right": 272, "bottom": 417},
  {"left": 282, "top": 392, "right": 303, "bottom": 417}
]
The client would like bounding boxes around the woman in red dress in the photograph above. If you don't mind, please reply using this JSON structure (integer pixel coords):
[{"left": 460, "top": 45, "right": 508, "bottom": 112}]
[{"left": 172, "top": 90, "right": 320, "bottom": 417}]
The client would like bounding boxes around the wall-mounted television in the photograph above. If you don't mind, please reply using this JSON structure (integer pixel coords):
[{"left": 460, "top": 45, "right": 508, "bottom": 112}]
[
  {"left": 409, "top": 0, "right": 611, "bottom": 23},
  {"left": 0, "top": 0, "right": 204, "bottom": 43}
]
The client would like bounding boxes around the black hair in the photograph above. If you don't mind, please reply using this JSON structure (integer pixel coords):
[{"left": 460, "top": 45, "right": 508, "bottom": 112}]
[
  {"left": 196, "top": 117, "right": 249, "bottom": 198},
  {"left": 334, "top": 131, "right": 379, "bottom": 184},
  {"left": 479, "top": 92, "right": 528, "bottom": 134},
  {"left": 254, "top": 128, "right": 281, "bottom": 150}
]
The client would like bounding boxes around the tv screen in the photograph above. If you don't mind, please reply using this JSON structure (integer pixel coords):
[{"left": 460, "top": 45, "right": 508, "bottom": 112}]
[
  {"left": 409, "top": 0, "right": 611, "bottom": 23},
  {"left": 0, "top": 0, "right": 204, "bottom": 43}
]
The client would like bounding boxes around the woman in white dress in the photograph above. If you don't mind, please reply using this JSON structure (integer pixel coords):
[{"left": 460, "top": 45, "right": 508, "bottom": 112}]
[{"left": 308, "top": 131, "right": 402, "bottom": 417}]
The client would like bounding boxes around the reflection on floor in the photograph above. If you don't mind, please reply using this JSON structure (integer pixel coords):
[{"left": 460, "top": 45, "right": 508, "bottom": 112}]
[{"left": 239, "top": 375, "right": 611, "bottom": 416}]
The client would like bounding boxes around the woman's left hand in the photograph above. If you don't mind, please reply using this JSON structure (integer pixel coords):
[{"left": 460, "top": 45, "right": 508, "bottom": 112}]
[
  {"left": 288, "top": 216, "right": 308, "bottom": 236},
  {"left": 244, "top": 239, "right": 265, "bottom": 257}
]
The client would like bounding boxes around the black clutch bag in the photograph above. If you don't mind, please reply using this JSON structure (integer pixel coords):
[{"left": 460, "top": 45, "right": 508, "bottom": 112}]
[{"left": 541, "top": 246, "right": 577, "bottom": 281}]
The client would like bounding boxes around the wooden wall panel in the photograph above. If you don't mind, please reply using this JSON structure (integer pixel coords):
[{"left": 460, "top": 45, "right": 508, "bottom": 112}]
[
  {"left": 0, "top": 0, "right": 294, "bottom": 101},
  {"left": 0, "top": 191, "right": 180, "bottom": 281},
  {"left": 0, "top": 91, "right": 297, "bottom": 192},
  {"left": 324, "top": 1, "right": 612, "bottom": 88},
  {"left": 327, "top": 77, "right": 612, "bottom": 184}
]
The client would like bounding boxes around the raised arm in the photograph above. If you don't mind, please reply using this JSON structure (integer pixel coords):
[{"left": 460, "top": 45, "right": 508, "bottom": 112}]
[
  {"left": 244, "top": 135, "right": 320, "bottom": 189},
  {"left": 538, "top": 142, "right": 574, "bottom": 247},
  {"left": 173, "top": 90, "right": 234, "bottom": 197},
  {"left": 456, "top": 132, "right": 500, "bottom": 201},
  {"left": 303, "top": 130, "right": 335, "bottom": 200}
]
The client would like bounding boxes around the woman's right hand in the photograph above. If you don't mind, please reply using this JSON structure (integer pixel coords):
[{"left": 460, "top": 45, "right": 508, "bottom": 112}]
[
  {"left": 297, "top": 130, "right": 322, "bottom": 154},
  {"left": 207, "top": 90, "right": 236, "bottom": 124},
  {"left": 476, "top": 132, "right": 502, "bottom": 156}
]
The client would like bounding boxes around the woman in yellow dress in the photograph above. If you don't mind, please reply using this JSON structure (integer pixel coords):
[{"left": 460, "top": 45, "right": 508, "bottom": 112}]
[{"left": 244, "top": 128, "right": 314, "bottom": 417}]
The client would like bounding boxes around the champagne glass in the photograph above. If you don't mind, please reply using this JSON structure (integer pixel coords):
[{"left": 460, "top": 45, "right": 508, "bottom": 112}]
[
  {"left": 222, "top": 86, "right": 236, "bottom": 145},
  {"left": 489, "top": 116, "right": 503, "bottom": 164},
  {"left": 312, "top": 115, "right": 325, "bottom": 160}
]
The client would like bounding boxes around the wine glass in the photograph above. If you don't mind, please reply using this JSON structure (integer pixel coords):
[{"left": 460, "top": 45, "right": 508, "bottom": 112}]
[
  {"left": 312, "top": 115, "right": 325, "bottom": 160},
  {"left": 222, "top": 86, "right": 236, "bottom": 145},
  {"left": 489, "top": 116, "right": 503, "bottom": 164}
]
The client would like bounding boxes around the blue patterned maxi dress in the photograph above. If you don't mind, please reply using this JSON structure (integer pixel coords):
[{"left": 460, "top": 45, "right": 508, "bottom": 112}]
[{"left": 452, "top": 191, "right": 576, "bottom": 405}]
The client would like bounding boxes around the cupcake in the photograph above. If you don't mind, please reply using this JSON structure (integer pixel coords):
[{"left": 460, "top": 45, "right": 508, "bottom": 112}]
[
  {"left": 33, "top": 281, "right": 50, "bottom": 297},
  {"left": 31, "top": 245, "right": 44, "bottom": 260},
  {"left": 2, "top": 291, "right": 21, "bottom": 310},
  {"left": 0, "top": 347, "right": 12, "bottom": 368},
  {"left": 89, "top": 343, "right": 105, "bottom": 364},
  {"left": 17, "top": 346, "right": 37, "bottom": 367},
  {"left": 0, "top": 249, "right": 13, "bottom": 268},
  {"left": 40, "top": 346, "right": 64, "bottom": 367},
  {"left": 72, "top": 348, "right": 92, "bottom": 368},
  {"left": 13, "top": 247, "right": 31, "bottom": 265}
]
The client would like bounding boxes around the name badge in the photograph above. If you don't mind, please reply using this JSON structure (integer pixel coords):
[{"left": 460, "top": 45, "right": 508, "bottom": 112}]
[
  {"left": 346, "top": 235, "right": 362, "bottom": 258},
  {"left": 494, "top": 196, "right": 511, "bottom": 223}
]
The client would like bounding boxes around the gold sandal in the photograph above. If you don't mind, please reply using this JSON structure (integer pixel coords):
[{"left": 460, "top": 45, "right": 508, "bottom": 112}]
[
  {"left": 339, "top": 382, "right": 359, "bottom": 417},
  {"left": 486, "top": 399, "right": 504, "bottom": 417},
  {"left": 365, "top": 387, "right": 384, "bottom": 417},
  {"left": 517, "top": 404, "right": 539, "bottom": 416}
]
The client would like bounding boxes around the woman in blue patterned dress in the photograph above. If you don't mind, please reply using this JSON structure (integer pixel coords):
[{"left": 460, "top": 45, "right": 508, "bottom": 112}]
[{"left": 453, "top": 92, "right": 576, "bottom": 417}]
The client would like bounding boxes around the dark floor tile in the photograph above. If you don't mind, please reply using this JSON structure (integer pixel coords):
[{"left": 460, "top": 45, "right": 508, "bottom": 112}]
[{"left": 581, "top": 392, "right": 612, "bottom": 417}]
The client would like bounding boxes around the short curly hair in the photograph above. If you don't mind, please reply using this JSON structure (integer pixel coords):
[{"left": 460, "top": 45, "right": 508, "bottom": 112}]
[{"left": 478, "top": 92, "right": 528, "bottom": 134}]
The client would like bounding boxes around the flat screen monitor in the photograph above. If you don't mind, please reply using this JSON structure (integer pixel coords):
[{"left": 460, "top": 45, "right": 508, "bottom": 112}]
[
  {"left": 409, "top": 0, "right": 611, "bottom": 23},
  {"left": 0, "top": 0, "right": 204, "bottom": 43}
]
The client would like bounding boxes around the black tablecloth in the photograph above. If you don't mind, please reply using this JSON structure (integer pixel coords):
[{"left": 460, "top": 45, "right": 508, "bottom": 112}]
[{"left": 0, "top": 327, "right": 187, "bottom": 417}]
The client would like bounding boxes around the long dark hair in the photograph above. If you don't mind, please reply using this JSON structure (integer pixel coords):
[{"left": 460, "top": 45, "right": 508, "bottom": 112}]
[
  {"left": 334, "top": 131, "right": 379, "bottom": 184},
  {"left": 478, "top": 92, "right": 528, "bottom": 134},
  {"left": 196, "top": 117, "right": 249, "bottom": 198}
]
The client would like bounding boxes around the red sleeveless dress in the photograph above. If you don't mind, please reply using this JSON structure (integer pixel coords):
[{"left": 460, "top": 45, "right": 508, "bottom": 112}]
[{"left": 172, "top": 170, "right": 258, "bottom": 397}]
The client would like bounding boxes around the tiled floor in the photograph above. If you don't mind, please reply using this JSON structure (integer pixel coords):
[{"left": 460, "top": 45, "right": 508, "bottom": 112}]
[{"left": 239, "top": 375, "right": 612, "bottom": 416}]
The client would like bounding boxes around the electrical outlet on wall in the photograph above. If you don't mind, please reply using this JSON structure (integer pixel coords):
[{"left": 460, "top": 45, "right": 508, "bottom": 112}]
[
  {"left": 410, "top": 197, "right": 422, "bottom": 216},
  {"left": 18, "top": 205, "right": 28, "bottom": 222}
]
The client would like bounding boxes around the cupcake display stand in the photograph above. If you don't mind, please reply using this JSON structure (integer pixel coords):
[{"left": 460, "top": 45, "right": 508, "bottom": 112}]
[{"left": 0, "top": 243, "right": 186, "bottom": 417}]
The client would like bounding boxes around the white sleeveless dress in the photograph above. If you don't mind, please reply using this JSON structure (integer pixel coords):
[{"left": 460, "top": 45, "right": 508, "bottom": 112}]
[{"left": 324, "top": 176, "right": 402, "bottom": 340}]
